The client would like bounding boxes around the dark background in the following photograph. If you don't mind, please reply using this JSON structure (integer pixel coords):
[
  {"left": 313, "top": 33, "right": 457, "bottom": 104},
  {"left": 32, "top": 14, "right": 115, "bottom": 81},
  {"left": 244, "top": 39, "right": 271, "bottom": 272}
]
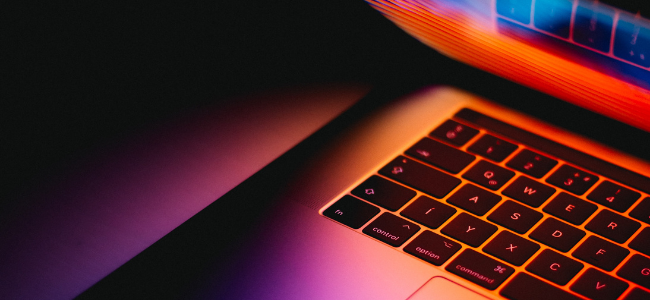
[
  {"left": 2, "top": 0, "right": 471, "bottom": 204},
  {"left": 4, "top": 0, "right": 649, "bottom": 211}
]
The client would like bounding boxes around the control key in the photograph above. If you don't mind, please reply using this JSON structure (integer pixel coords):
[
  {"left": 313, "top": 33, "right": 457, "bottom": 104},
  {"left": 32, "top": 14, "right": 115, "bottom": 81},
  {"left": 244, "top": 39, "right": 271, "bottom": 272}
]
[{"left": 363, "top": 213, "right": 420, "bottom": 247}]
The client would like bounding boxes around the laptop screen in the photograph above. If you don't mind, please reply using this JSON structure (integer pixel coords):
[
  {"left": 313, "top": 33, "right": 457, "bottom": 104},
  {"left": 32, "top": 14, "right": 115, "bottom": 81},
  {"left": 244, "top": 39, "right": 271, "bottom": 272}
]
[{"left": 367, "top": 0, "right": 650, "bottom": 132}]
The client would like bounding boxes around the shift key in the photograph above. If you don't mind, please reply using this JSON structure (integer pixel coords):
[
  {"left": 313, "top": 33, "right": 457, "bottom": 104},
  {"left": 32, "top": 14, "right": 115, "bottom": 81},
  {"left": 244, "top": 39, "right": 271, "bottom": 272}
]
[
  {"left": 363, "top": 213, "right": 420, "bottom": 247},
  {"left": 446, "top": 249, "right": 514, "bottom": 290}
]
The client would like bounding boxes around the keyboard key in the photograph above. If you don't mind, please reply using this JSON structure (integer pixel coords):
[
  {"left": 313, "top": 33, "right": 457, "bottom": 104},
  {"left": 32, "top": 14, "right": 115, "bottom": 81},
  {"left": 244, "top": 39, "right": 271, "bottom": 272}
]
[
  {"left": 617, "top": 254, "right": 650, "bottom": 289},
  {"left": 546, "top": 164, "right": 598, "bottom": 195},
  {"left": 483, "top": 230, "right": 539, "bottom": 266},
  {"left": 406, "top": 138, "right": 475, "bottom": 174},
  {"left": 379, "top": 156, "right": 461, "bottom": 198},
  {"left": 630, "top": 197, "right": 650, "bottom": 225},
  {"left": 351, "top": 175, "right": 415, "bottom": 211},
  {"left": 587, "top": 181, "right": 640, "bottom": 213},
  {"left": 488, "top": 200, "right": 543, "bottom": 234},
  {"left": 506, "top": 149, "right": 557, "bottom": 178},
  {"left": 468, "top": 134, "right": 518, "bottom": 162},
  {"left": 446, "top": 184, "right": 501, "bottom": 216},
  {"left": 570, "top": 268, "right": 629, "bottom": 300},
  {"left": 462, "top": 160, "right": 515, "bottom": 191},
  {"left": 404, "top": 230, "right": 461, "bottom": 266},
  {"left": 534, "top": 0, "right": 573, "bottom": 38},
  {"left": 323, "top": 195, "right": 379, "bottom": 229},
  {"left": 400, "top": 196, "right": 456, "bottom": 229},
  {"left": 502, "top": 176, "right": 556, "bottom": 208},
  {"left": 624, "top": 288, "right": 650, "bottom": 300},
  {"left": 430, "top": 120, "right": 478, "bottom": 146},
  {"left": 441, "top": 212, "right": 497, "bottom": 247},
  {"left": 496, "top": 0, "right": 533, "bottom": 24},
  {"left": 445, "top": 249, "right": 514, "bottom": 290},
  {"left": 530, "top": 217, "right": 585, "bottom": 252},
  {"left": 543, "top": 192, "right": 597, "bottom": 225},
  {"left": 573, "top": 5, "right": 614, "bottom": 53},
  {"left": 455, "top": 108, "right": 650, "bottom": 196},
  {"left": 614, "top": 19, "right": 650, "bottom": 67},
  {"left": 500, "top": 273, "right": 583, "bottom": 300},
  {"left": 629, "top": 227, "right": 650, "bottom": 256},
  {"left": 585, "top": 209, "right": 641, "bottom": 243},
  {"left": 362, "top": 213, "right": 419, "bottom": 247},
  {"left": 526, "top": 249, "right": 584, "bottom": 285},
  {"left": 572, "top": 235, "right": 630, "bottom": 271}
]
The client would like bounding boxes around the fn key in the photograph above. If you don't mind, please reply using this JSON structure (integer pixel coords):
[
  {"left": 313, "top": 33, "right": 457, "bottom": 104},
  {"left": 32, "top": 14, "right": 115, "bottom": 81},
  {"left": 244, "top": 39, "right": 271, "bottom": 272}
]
[{"left": 323, "top": 195, "right": 379, "bottom": 229}]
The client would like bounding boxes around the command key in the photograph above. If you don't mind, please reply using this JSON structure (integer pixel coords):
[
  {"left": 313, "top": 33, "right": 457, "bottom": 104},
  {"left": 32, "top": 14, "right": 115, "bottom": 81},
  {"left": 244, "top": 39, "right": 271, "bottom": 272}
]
[{"left": 446, "top": 249, "right": 514, "bottom": 290}]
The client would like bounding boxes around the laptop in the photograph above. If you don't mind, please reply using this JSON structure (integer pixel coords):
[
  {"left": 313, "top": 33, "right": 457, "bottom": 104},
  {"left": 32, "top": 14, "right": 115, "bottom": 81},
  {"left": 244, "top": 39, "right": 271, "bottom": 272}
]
[{"left": 18, "top": 0, "right": 650, "bottom": 299}]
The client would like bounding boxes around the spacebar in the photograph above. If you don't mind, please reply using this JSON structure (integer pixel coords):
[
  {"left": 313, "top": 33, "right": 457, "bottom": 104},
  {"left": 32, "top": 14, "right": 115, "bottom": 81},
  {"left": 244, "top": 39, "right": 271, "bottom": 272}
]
[{"left": 500, "top": 273, "right": 582, "bottom": 300}]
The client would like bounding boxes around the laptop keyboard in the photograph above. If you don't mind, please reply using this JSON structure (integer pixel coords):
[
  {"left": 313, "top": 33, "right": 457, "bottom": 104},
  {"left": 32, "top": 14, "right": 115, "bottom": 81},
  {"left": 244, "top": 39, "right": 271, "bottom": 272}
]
[{"left": 322, "top": 108, "right": 650, "bottom": 299}]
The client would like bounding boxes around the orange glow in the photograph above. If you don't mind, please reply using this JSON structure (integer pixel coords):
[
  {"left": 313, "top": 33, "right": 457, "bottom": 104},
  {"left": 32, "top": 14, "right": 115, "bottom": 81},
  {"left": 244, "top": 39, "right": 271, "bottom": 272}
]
[{"left": 368, "top": 0, "right": 650, "bottom": 132}]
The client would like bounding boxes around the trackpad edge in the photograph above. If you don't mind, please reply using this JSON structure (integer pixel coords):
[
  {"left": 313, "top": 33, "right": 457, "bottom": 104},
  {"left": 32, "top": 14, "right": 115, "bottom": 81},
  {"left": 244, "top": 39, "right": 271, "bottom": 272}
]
[{"left": 408, "top": 276, "right": 493, "bottom": 300}]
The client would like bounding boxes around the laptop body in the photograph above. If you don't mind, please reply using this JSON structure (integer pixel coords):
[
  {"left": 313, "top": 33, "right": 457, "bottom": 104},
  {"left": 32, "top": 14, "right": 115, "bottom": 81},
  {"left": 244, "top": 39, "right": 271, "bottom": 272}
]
[
  {"left": 76, "top": 83, "right": 650, "bottom": 300},
  {"left": 18, "top": 0, "right": 650, "bottom": 299}
]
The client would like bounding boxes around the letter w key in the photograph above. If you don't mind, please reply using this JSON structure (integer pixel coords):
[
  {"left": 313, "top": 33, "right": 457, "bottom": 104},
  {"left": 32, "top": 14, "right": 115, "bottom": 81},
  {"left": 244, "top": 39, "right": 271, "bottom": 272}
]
[
  {"left": 523, "top": 186, "right": 536, "bottom": 195},
  {"left": 503, "top": 176, "right": 556, "bottom": 208}
]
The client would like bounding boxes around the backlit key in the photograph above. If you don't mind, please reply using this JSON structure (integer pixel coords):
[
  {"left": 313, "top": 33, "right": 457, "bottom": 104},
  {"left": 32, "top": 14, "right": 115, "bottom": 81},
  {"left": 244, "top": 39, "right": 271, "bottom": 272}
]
[
  {"left": 534, "top": 0, "right": 572, "bottom": 38},
  {"left": 483, "top": 230, "right": 539, "bottom": 266},
  {"left": 529, "top": 217, "right": 585, "bottom": 252},
  {"left": 406, "top": 138, "right": 475, "bottom": 174},
  {"left": 351, "top": 175, "right": 415, "bottom": 211},
  {"left": 617, "top": 254, "right": 650, "bottom": 289},
  {"left": 623, "top": 288, "right": 650, "bottom": 300},
  {"left": 546, "top": 164, "right": 598, "bottom": 195},
  {"left": 614, "top": 19, "right": 650, "bottom": 67},
  {"left": 468, "top": 134, "right": 518, "bottom": 162},
  {"left": 503, "top": 176, "right": 556, "bottom": 208},
  {"left": 629, "top": 227, "right": 650, "bottom": 256},
  {"left": 630, "top": 197, "right": 650, "bottom": 225},
  {"left": 430, "top": 120, "right": 478, "bottom": 146},
  {"left": 441, "top": 212, "right": 497, "bottom": 247},
  {"left": 571, "top": 268, "right": 629, "bottom": 300},
  {"left": 462, "top": 160, "right": 514, "bottom": 191},
  {"left": 488, "top": 200, "right": 543, "bottom": 234},
  {"left": 400, "top": 196, "right": 456, "bottom": 229},
  {"left": 380, "top": 156, "right": 461, "bottom": 199},
  {"left": 404, "top": 230, "right": 461, "bottom": 266},
  {"left": 362, "top": 213, "right": 419, "bottom": 247},
  {"left": 587, "top": 181, "right": 640, "bottom": 213},
  {"left": 506, "top": 149, "right": 557, "bottom": 178},
  {"left": 323, "top": 196, "right": 379, "bottom": 229},
  {"left": 446, "top": 183, "right": 501, "bottom": 216},
  {"left": 585, "top": 209, "right": 640, "bottom": 243},
  {"left": 501, "top": 273, "right": 582, "bottom": 300},
  {"left": 543, "top": 192, "right": 597, "bottom": 225},
  {"left": 573, "top": 4, "right": 614, "bottom": 53},
  {"left": 496, "top": 0, "right": 533, "bottom": 24},
  {"left": 572, "top": 235, "right": 629, "bottom": 271},
  {"left": 526, "top": 248, "right": 584, "bottom": 285},
  {"left": 446, "top": 249, "right": 514, "bottom": 290}
]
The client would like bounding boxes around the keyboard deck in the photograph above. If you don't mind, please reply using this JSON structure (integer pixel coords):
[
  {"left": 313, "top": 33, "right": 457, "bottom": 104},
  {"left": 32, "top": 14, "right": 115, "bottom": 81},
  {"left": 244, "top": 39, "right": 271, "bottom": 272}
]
[{"left": 322, "top": 108, "right": 650, "bottom": 300}]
